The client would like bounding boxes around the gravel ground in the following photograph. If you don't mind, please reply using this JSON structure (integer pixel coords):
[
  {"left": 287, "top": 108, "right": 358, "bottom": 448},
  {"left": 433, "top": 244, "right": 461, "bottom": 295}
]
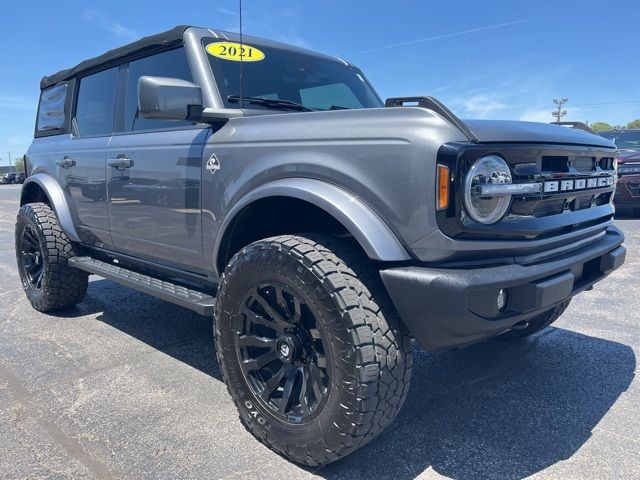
[{"left": 0, "top": 183, "right": 638, "bottom": 479}]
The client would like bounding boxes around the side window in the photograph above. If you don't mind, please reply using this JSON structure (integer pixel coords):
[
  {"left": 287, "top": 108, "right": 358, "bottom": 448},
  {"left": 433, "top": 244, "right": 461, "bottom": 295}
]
[
  {"left": 125, "top": 48, "right": 195, "bottom": 132},
  {"left": 36, "top": 84, "right": 68, "bottom": 134},
  {"left": 75, "top": 67, "right": 118, "bottom": 137}
]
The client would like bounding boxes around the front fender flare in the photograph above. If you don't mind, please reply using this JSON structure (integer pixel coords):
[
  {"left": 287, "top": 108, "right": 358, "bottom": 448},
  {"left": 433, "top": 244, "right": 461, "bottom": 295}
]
[
  {"left": 21, "top": 173, "right": 81, "bottom": 242},
  {"left": 214, "top": 178, "right": 412, "bottom": 272}
]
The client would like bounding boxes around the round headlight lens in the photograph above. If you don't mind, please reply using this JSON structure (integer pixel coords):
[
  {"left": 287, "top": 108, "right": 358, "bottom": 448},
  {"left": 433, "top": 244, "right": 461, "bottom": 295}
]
[{"left": 464, "top": 155, "right": 512, "bottom": 224}]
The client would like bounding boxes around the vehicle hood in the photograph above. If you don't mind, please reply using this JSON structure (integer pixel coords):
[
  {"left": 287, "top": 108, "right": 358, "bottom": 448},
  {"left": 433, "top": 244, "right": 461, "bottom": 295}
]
[
  {"left": 617, "top": 150, "right": 640, "bottom": 164},
  {"left": 462, "top": 119, "right": 615, "bottom": 148}
]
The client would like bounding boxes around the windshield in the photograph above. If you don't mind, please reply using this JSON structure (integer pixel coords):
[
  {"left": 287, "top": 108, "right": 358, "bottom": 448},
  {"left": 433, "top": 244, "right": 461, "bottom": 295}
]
[
  {"left": 599, "top": 130, "right": 640, "bottom": 150},
  {"left": 203, "top": 39, "right": 383, "bottom": 111}
]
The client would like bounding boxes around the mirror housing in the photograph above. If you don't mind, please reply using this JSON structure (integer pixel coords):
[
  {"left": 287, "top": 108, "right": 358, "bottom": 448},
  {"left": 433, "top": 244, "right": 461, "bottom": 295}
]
[
  {"left": 138, "top": 76, "right": 243, "bottom": 122},
  {"left": 138, "top": 76, "right": 203, "bottom": 120}
]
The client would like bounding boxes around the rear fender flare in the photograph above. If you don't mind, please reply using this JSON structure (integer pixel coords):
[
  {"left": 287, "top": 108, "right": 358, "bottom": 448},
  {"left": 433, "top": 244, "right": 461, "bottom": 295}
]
[{"left": 20, "top": 173, "right": 81, "bottom": 242}]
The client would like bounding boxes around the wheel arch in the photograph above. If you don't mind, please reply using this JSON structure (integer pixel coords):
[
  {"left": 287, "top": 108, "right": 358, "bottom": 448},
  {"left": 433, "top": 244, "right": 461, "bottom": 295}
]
[
  {"left": 214, "top": 178, "right": 411, "bottom": 274},
  {"left": 20, "top": 173, "right": 81, "bottom": 242}
]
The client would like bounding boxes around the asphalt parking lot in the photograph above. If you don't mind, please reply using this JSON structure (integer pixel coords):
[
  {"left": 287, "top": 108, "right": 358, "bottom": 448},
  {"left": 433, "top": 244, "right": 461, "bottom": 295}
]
[{"left": 0, "top": 183, "right": 638, "bottom": 479}]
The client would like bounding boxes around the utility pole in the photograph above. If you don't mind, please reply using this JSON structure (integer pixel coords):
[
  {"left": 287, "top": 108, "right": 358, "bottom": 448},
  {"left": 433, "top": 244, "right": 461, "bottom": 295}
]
[
  {"left": 552, "top": 98, "right": 568, "bottom": 123},
  {"left": 8, "top": 151, "right": 12, "bottom": 173}
]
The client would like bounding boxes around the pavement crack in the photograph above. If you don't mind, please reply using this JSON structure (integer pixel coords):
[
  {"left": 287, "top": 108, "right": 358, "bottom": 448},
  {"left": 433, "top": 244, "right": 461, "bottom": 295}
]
[{"left": 0, "top": 363, "right": 124, "bottom": 480}]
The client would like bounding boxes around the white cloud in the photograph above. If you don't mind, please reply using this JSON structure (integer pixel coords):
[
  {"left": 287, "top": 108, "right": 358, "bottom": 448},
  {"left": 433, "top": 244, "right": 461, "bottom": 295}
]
[
  {"left": 217, "top": 7, "right": 236, "bottom": 16},
  {"left": 518, "top": 109, "right": 555, "bottom": 123},
  {"left": 358, "top": 19, "right": 530, "bottom": 54},
  {"left": 84, "top": 10, "right": 139, "bottom": 41},
  {"left": 454, "top": 93, "right": 507, "bottom": 119}
]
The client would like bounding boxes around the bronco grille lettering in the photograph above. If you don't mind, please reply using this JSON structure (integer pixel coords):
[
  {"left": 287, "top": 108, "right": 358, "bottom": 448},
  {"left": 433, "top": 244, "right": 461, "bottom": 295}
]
[{"left": 543, "top": 175, "right": 613, "bottom": 193}]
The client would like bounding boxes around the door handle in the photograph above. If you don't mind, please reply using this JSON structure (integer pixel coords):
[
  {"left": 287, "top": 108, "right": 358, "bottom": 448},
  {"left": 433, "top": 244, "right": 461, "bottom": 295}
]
[
  {"left": 107, "top": 155, "right": 133, "bottom": 170},
  {"left": 56, "top": 156, "right": 75, "bottom": 168}
]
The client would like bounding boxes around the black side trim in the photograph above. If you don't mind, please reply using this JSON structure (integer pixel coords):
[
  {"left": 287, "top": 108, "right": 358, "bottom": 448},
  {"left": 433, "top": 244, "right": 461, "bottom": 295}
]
[{"left": 385, "top": 96, "right": 479, "bottom": 143}]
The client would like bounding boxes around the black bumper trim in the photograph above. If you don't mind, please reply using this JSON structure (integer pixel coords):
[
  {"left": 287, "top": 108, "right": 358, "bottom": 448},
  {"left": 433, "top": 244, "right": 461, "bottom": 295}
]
[{"left": 380, "top": 226, "right": 625, "bottom": 351}]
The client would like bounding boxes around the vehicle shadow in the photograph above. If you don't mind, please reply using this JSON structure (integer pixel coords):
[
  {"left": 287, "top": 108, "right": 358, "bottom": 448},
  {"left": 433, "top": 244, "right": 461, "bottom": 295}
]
[
  {"left": 58, "top": 278, "right": 223, "bottom": 381},
  {"left": 316, "top": 329, "right": 635, "bottom": 480},
  {"left": 61, "top": 279, "right": 635, "bottom": 480}
]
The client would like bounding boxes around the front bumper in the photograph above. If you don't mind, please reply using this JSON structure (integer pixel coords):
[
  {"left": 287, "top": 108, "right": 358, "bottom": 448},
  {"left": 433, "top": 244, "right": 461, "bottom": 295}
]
[{"left": 380, "top": 226, "right": 625, "bottom": 351}]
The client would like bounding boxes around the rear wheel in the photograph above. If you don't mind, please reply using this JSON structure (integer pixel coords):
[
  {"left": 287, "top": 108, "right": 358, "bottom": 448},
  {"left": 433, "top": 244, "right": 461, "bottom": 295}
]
[
  {"left": 15, "top": 203, "right": 88, "bottom": 312},
  {"left": 214, "top": 235, "right": 412, "bottom": 466},
  {"left": 497, "top": 299, "right": 571, "bottom": 340}
]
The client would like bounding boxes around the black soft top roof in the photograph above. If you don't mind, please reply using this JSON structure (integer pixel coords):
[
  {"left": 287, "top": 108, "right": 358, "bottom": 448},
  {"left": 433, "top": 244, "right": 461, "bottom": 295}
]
[{"left": 40, "top": 25, "right": 189, "bottom": 90}]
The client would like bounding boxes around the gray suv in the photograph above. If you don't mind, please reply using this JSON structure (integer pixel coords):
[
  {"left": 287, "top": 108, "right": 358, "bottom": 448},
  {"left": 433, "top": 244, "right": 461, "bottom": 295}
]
[{"left": 16, "top": 25, "right": 625, "bottom": 465}]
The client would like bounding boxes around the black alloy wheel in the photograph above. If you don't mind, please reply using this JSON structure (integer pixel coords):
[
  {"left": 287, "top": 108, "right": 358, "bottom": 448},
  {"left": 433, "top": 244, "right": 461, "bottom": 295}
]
[
  {"left": 236, "top": 283, "right": 330, "bottom": 424},
  {"left": 19, "top": 224, "right": 45, "bottom": 289}
]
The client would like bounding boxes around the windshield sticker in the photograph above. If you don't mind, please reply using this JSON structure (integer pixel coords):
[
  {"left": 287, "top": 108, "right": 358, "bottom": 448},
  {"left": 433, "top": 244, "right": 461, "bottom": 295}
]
[{"left": 206, "top": 42, "right": 265, "bottom": 62}]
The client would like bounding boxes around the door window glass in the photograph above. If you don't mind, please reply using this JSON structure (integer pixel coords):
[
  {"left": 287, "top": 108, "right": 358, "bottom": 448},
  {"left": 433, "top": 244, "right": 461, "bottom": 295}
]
[{"left": 75, "top": 67, "right": 118, "bottom": 136}]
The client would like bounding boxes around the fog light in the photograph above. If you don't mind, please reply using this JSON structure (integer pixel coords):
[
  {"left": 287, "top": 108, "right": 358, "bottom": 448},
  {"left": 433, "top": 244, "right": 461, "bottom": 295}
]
[{"left": 497, "top": 289, "right": 508, "bottom": 311}]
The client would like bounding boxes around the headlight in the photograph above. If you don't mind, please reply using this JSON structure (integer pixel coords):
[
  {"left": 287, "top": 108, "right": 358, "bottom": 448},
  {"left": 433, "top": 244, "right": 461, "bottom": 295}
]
[
  {"left": 619, "top": 164, "right": 640, "bottom": 174},
  {"left": 463, "top": 155, "right": 512, "bottom": 224}
]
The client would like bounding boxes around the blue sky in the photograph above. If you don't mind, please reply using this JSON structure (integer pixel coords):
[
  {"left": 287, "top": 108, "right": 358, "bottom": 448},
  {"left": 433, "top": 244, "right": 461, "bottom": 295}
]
[{"left": 1, "top": 0, "right": 639, "bottom": 166}]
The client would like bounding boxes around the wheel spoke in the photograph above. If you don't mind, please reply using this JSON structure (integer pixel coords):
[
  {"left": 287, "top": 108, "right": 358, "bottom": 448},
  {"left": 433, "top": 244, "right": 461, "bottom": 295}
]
[
  {"left": 24, "top": 228, "right": 39, "bottom": 248},
  {"left": 278, "top": 366, "right": 298, "bottom": 414},
  {"left": 244, "top": 310, "right": 282, "bottom": 331},
  {"left": 243, "top": 349, "right": 278, "bottom": 371},
  {"left": 315, "top": 353, "right": 327, "bottom": 369},
  {"left": 298, "top": 366, "right": 310, "bottom": 415},
  {"left": 261, "top": 365, "right": 287, "bottom": 401},
  {"left": 308, "top": 361, "right": 324, "bottom": 401},
  {"left": 309, "top": 328, "right": 321, "bottom": 340},
  {"left": 274, "top": 286, "right": 289, "bottom": 317},
  {"left": 34, "top": 268, "right": 45, "bottom": 289},
  {"left": 291, "top": 296, "right": 301, "bottom": 322},
  {"left": 238, "top": 334, "right": 277, "bottom": 348},
  {"left": 253, "top": 293, "right": 289, "bottom": 327}
]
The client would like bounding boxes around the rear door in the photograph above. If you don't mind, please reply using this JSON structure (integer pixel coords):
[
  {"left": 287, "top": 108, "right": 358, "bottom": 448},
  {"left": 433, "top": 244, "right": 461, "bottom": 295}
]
[
  {"left": 60, "top": 67, "right": 118, "bottom": 248},
  {"left": 107, "top": 48, "right": 208, "bottom": 272}
]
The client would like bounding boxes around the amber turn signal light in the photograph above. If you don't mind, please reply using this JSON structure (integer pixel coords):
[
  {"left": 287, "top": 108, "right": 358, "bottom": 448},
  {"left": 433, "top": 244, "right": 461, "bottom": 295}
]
[{"left": 436, "top": 164, "right": 449, "bottom": 211}]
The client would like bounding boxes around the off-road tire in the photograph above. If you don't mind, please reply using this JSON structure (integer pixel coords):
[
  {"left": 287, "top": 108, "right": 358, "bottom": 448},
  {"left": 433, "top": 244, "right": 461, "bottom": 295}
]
[
  {"left": 497, "top": 299, "right": 571, "bottom": 340},
  {"left": 214, "top": 234, "right": 412, "bottom": 466},
  {"left": 15, "top": 202, "right": 88, "bottom": 312}
]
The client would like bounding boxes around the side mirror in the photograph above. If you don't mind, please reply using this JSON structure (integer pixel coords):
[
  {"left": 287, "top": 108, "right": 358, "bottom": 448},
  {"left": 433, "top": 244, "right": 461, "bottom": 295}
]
[{"left": 138, "top": 76, "right": 203, "bottom": 120}]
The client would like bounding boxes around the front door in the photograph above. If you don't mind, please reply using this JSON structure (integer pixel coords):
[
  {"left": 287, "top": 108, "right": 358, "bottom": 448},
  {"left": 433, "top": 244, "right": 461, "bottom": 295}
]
[
  {"left": 106, "top": 129, "right": 207, "bottom": 271},
  {"left": 106, "top": 47, "right": 207, "bottom": 272}
]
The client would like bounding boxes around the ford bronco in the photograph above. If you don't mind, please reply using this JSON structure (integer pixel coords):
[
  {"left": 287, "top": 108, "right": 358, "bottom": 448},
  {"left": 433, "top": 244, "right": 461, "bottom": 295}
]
[{"left": 17, "top": 25, "right": 625, "bottom": 465}]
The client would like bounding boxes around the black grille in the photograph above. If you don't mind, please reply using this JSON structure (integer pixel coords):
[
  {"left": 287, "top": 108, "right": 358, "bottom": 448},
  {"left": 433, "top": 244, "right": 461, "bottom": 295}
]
[{"left": 435, "top": 143, "right": 617, "bottom": 240}]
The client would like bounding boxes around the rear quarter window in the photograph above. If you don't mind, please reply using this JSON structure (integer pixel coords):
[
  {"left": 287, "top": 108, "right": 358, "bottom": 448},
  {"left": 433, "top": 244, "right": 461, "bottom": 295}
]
[{"left": 36, "top": 84, "right": 68, "bottom": 135}]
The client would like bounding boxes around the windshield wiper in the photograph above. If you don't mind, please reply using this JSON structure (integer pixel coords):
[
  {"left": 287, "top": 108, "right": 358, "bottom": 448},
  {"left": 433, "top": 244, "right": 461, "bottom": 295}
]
[
  {"left": 328, "top": 105, "right": 351, "bottom": 110},
  {"left": 227, "top": 95, "right": 315, "bottom": 112}
]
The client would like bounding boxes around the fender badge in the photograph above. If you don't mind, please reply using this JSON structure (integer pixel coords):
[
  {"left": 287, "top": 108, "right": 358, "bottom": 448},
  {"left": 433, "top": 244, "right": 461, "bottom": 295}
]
[{"left": 206, "top": 154, "right": 221, "bottom": 174}]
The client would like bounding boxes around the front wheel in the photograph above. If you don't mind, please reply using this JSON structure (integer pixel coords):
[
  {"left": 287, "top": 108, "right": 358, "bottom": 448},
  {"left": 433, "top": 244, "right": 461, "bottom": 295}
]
[{"left": 214, "top": 235, "right": 412, "bottom": 466}]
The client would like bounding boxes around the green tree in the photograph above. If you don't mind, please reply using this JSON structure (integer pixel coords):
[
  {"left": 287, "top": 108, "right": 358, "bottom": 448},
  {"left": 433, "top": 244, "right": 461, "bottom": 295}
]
[
  {"left": 14, "top": 155, "right": 25, "bottom": 172},
  {"left": 590, "top": 122, "right": 613, "bottom": 132},
  {"left": 627, "top": 119, "right": 640, "bottom": 129}
]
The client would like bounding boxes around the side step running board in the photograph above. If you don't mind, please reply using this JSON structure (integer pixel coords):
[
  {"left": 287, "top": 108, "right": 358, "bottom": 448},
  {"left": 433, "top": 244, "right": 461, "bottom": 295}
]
[{"left": 68, "top": 256, "right": 216, "bottom": 315}]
